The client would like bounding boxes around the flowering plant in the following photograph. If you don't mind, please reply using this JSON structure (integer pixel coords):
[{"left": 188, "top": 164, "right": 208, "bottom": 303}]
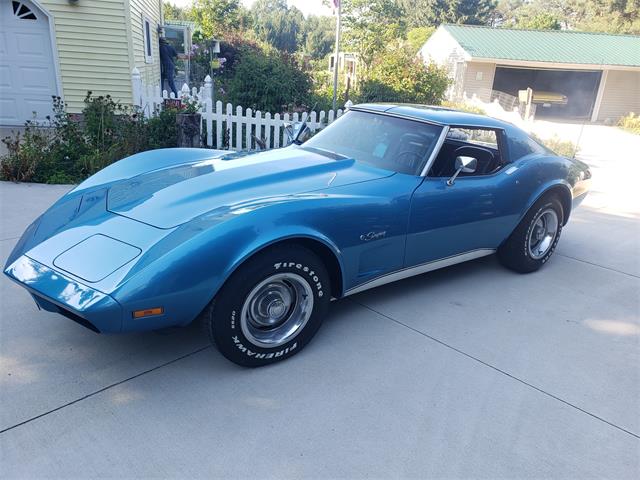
[{"left": 180, "top": 96, "right": 201, "bottom": 114}]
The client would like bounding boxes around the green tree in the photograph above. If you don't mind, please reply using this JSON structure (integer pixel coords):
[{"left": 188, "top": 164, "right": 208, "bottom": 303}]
[
  {"left": 302, "top": 15, "right": 336, "bottom": 59},
  {"left": 399, "top": 0, "right": 498, "bottom": 28},
  {"left": 406, "top": 26, "right": 436, "bottom": 53},
  {"left": 250, "top": 0, "right": 305, "bottom": 53},
  {"left": 220, "top": 39, "right": 312, "bottom": 111},
  {"left": 163, "top": 1, "right": 190, "bottom": 21},
  {"left": 190, "top": 0, "right": 242, "bottom": 38},
  {"left": 359, "top": 42, "right": 450, "bottom": 104},
  {"left": 516, "top": 11, "right": 561, "bottom": 29},
  {"left": 569, "top": 0, "right": 640, "bottom": 34},
  {"left": 496, "top": 0, "right": 639, "bottom": 33},
  {"left": 341, "top": 0, "right": 407, "bottom": 69},
  {"left": 451, "top": 0, "right": 499, "bottom": 25}
]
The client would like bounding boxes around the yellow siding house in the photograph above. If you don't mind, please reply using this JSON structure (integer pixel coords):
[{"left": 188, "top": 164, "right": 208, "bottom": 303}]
[{"left": 0, "top": 0, "right": 163, "bottom": 126}]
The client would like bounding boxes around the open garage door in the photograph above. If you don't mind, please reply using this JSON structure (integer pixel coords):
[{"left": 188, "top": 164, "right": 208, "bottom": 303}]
[
  {"left": 0, "top": 0, "right": 58, "bottom": 126},
  {"left": 492, "top": 66, "right": 602, "bottom": 120}
]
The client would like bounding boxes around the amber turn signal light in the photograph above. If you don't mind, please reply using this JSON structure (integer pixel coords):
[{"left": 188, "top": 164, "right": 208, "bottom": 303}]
[{"left": 132, "top": 307, "right": 164, "bottom": 318}]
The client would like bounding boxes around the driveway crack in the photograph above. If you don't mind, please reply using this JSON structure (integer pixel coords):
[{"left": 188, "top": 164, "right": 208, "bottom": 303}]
[
  {"left": 556, "top": 253, "right": 639, "bottom": 279},
  {"left": 0, "top": 345, "right": 212, "bottom": 435},
  {"left": 350, "top": 298, "right": 640, "bottom": 440}
]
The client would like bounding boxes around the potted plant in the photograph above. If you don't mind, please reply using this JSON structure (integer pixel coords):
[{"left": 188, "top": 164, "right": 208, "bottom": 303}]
[{"left": 176, "top": 97, "right": 202, "bottom": 148}]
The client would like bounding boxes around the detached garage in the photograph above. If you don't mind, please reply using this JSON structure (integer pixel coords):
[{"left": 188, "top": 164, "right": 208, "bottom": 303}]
[{"left": 420, "top": 25, "right": 640, "bottom": 123}]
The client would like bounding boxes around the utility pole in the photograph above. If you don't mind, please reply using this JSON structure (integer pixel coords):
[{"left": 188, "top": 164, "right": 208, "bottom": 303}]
[{"left": 332, "top": 0, "right": 341, "bottom": 112}]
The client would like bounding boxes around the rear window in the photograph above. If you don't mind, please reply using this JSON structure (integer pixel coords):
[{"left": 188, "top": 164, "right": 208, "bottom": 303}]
[{"left": 508, "top": 131, "right": 549, "bottom": 161}]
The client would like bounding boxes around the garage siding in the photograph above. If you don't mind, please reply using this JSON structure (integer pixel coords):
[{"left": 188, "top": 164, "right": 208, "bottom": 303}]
[
  {"left": 128, "top": 0, "right": 162, "bottom": 92},
  {"left": 462, "top": 62, "right": 496, "bottom": 102},
  {"left": 40, "top": 0, "right": 132, "bottom": 112},
  {"left": 420, "top": 28, "right": 466, "bottom": 67},
  {"left": 597, "top": 70, "right": 640, "bottom": 122},
  {"left": 419, "top": 28, "right": 468, "bottom": 100}
]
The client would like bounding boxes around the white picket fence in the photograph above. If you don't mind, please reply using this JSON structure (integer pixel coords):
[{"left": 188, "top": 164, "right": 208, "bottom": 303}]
[{"left": 131, "top": 67, "right": 350, "bottom": 150}]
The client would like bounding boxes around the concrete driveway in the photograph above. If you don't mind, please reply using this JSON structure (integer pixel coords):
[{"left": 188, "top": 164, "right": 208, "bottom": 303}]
[{"left": 1, "top": 126, "right": 638, "bottom": 479}]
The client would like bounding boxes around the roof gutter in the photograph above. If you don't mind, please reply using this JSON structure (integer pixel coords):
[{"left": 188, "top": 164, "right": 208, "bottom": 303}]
[{"left": 468, "top": 57, "right": 640, "bottom": 72}]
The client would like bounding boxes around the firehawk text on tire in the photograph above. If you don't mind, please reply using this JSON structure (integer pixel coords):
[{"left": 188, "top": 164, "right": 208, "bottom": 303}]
[{"left": 203, "top": 245, "right": 330, "bottom": 367}]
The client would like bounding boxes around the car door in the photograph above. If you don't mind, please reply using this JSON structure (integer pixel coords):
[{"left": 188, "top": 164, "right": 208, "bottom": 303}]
[{"left": 405, "top": 126, "right": 515, "bottom": 267}]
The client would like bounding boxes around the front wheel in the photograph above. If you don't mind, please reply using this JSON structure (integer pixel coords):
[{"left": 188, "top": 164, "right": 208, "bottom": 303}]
[
  {"left": 498, "top": 196, "right": 564, "bottom": 273},
  {"left": 202, "top": 245, "right": 330, "bottom": 367}
]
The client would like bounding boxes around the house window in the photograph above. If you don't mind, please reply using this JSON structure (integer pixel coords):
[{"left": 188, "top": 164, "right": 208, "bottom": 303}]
[
  {"left": 142, "top": 15, "right": 153, "bottom": 63},
  {"left": 12, "top": 1, "right": 37, "bottom": 20}
]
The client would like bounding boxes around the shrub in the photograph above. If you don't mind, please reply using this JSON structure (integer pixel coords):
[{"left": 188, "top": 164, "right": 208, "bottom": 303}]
[
  {"left": 309, "top": 60, "right": 351, "bottom": 111},
  {"left": 441, "top": 101, "right": 486, "bottom": 115},
  {"left": 77, "top": 93, "right": 149, "bottom": 176},
  {"left": 0, "top": 130, "right": 48, "bottom": 182},
  {"left": 218, "top": 38, "right": 313, "bottom": 112},
  {"left": 532, "top": 133, "right": 578, "bottom": 158},
  {"left": 357, "top": 46, "right": 449, "bottom": 105},
  {"left": 147, "top": 107, "right": 179, "bottom": 149},
  {"left": 618, "top": 112, "right": 640, "bottom": 135},
  {"left": 1, "top": 97, "right": 88, "bottom": 183},
  {"left": 0, "top": 94, "right": 178, "bottom": 184}
]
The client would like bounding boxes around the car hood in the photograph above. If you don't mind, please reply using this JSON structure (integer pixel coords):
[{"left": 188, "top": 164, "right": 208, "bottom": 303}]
[{"left": 106, "top": 147, "right": 392, "bottom": 229}]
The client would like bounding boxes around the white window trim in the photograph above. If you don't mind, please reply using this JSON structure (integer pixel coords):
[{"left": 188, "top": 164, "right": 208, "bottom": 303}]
[
  {"left": 142, "top": 14, "right": 154, "bottom": 64},
  {"left": 23, "top": 1, "right": 62, "bottom": 100},
  {"left": 591, "top": 69, "right": 608, "bottom": 122}
]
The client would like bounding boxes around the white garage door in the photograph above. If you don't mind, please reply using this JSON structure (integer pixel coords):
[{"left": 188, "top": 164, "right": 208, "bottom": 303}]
[{"left": 0, "top": 0, "right": 57, "bottom": 126}]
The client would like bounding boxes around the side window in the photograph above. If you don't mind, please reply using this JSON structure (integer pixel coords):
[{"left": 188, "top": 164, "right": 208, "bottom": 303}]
[
  {"left": 143, "top": 16, "right": 153, "bottom": 64},
  {"left": 429, "top": 127, "right": 503, "bottom": 178},
  {"left": 447, "top": 127, "right": 498, "bottom": 148}
]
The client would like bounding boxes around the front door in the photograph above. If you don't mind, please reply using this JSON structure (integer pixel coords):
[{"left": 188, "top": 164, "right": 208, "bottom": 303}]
[{"left": 405, "top": 126, "right": 513, "bottom": 267}]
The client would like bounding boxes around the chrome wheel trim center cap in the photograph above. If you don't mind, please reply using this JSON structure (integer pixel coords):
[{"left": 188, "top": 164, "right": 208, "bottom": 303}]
[
  {"left": 527, "top": 208, "right": 559, "bottom": 260},
  {"left": 241, "top": 273, "right": 314, "bottom": 348}
]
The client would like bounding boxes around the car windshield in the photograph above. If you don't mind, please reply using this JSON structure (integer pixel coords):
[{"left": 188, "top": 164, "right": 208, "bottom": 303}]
[{"left": 302, "top": 110, "right": 443, "bottom": 175}]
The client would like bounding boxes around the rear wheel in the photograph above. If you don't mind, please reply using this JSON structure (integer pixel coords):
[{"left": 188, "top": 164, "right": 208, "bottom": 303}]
[
  {"left": 202, "top": 245, "right": 330, "bottom": 367},
  {"left": 498, "top": 196, "right": 563, "bottom": 273}
]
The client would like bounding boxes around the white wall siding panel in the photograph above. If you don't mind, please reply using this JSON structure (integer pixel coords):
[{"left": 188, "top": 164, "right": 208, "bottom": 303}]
[
  {"left": 420, "top": 28, "right": 469, "bottom": 100},
  {"left": 597, "top": 70, "right": 640, "bottom": 122},
  {"left": 462, "top": 62, "right": 496, "bottom": 102}
]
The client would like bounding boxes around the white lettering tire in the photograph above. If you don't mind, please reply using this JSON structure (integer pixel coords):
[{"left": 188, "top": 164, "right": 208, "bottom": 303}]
[{"left": 202, "top": 245, "right": 331, "bottom": 367}]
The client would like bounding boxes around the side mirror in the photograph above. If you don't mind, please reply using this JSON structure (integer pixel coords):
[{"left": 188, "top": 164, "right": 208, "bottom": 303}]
[
  {"left": 296, "top": 124, "right": 312, "bottom": 144},
  {"left": 284, "top": 121, "right": 311, "bottom": 146},
  {"left": 447, "top": 156, "right": 477, "bottom": 186},
  {"left": 456, "top": 156, "right": 477, "bottom": 173}
]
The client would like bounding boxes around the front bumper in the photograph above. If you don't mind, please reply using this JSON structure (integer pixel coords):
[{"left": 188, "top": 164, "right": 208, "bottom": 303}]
[{"left": 4, "top": 255, "right": 123, "bottom": 333}]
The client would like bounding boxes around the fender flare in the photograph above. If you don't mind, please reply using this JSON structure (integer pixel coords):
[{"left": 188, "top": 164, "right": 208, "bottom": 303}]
[
  {"left": 521, "top": 180, "right": 573, "bottom": 226},
  {"left": 214, "top": 227, "right": 346, "bottom": 300}
]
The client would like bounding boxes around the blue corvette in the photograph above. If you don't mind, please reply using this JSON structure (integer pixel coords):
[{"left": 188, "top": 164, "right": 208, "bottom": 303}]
[{"left": 5, "top": 104, "right": 591, "bottom": 366}]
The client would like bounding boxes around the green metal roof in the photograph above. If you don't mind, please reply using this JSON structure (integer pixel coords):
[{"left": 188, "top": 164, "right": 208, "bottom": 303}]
[{"left": 442, "top": 25, "right": 640, "bottom": 67}]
